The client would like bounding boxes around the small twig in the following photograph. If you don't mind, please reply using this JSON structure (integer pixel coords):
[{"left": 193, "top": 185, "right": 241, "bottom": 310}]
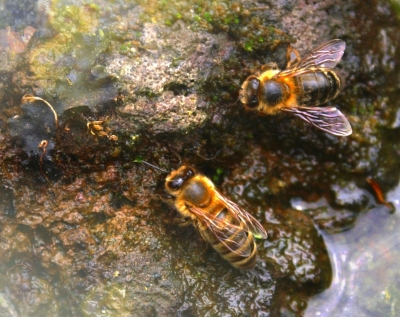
[
  {"left": 142, "top": 161, "right": 169, "bottom": 173},
  {"left": 172, "top": 152, "right": 182, "bottom": 168},
  {"left": 21, "top": 94, "right": 59, "bottom": 128},
  {"left": 196, "top": 146, "right": 226, "bottom": 161},
  {"left": 38, "top": 140, "right": 48, "bottom": 163},
  {"left": 366, "top": 178, "right": 395, "bottom": 213},
  {"left": 134, "top": 158, "right": 169, "bottom": 173},
  {"left": 38, "top": 140, "right": 50, "bottom": 183}
]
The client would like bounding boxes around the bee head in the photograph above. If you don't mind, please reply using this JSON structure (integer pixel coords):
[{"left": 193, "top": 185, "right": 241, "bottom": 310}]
[
  {"left": 165, "top": 165, "right": 195, "bottom": 195},
  {"left": 240, "top": 76, "right": 260, "bottom": 109}
]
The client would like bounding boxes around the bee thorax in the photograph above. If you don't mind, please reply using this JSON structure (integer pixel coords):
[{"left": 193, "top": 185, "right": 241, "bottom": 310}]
[
  {"left": 182, "top": 181, "right": 211, "bottom": 207},
  {"left": 263, "top": 80, "right": 288, "bottom": 106}
]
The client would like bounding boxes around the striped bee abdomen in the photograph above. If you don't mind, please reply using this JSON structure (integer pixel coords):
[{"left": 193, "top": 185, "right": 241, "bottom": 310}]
[
  {"left": 296, "top": 70, "right": 341, "bottom": 106},
  {"left": 201, "top": 209, "right": 258, "bottom": 269}
]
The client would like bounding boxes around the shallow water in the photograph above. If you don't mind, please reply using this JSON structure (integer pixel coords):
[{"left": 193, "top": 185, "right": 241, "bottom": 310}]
[{"left": 305, "top": 190, "right": 400, "bottom": 317}]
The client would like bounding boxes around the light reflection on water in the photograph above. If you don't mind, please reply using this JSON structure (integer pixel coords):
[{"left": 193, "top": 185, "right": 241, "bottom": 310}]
[{"left": 304, "top": 183, "right": 400, "bottom": 317}]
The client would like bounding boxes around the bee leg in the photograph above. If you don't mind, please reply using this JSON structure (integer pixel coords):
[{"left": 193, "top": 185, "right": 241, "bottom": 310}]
[
  {"left": 195, "top": 228, "right": 211, "bottom": 255},
  {"left": 160, "top": 195, "right": 178, "bottom": 223},
  {"left": 255, "top": 110, "right": 271, "bottom": 118},
  {"left": 250, "top": 112, "right": 259, "bottom": 120},
  {"left": 159, "top": 194, "right": 174, "bottom": 204},
  {"left": 242, "top": 106, "right": 261, "bottom": 119},
  {"left": 173, "top": 216, "right": 193, "bottom": 227},
  {"left": 286, "top": 45, "right": 301, "bottom": 68},
  {"left": 260, "top": 62, "right": 279, "bottom": 72}
]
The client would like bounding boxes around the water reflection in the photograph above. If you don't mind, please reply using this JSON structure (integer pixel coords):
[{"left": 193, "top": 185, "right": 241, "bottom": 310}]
[{"left": 305, "top": 182, "right": 400, "bottom": 317}]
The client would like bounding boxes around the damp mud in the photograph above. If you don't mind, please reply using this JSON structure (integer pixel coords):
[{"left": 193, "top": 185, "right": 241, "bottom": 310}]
[{"left": 0, "top": 0, "right": 400, "bottom": 316}]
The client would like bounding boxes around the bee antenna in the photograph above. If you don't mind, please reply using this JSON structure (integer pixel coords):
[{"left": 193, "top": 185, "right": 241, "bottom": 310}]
[
  {"left": 172, "top": 151, "right": 182, "bottom": 168},
  {"left": 228, "top": 80, "right": 243, "bottom": 91},
  {"left": 196, "top": 146, "right": 226, "bottom": 161},
  {"left": 139, "top": 160, "right": 169, "bottom": 173},
  {"left": 236, "top": 94, "right": 244, "bottom": 105}
]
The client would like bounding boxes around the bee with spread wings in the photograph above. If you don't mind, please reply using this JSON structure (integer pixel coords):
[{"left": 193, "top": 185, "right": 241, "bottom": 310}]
[
  {"left": 240, "top": 39, "right": 352, "bottom": 136},
  {"left": 165, "top": 165, "right": 267, "bottom": 269}
]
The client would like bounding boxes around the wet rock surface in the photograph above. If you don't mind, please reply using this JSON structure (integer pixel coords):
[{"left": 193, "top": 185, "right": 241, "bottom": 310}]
[{"left": 0, "top": 0, "right": 400, "bottom": 316}]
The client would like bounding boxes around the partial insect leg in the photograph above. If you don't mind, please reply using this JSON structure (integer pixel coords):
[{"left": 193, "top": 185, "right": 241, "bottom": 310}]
[
  {"left": 173, "top": 216, "right": 193, "bottom": 227},
  {"left": 286, "top": 45, "right": 301, "bottom": 68}
]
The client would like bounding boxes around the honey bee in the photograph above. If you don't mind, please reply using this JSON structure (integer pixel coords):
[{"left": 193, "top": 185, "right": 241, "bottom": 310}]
[
  {"left": 240, "top": 39, "right": 352, "bottom": 136},
  {"left": 165, "top": 165, "right": 267, "bottom": 269}
]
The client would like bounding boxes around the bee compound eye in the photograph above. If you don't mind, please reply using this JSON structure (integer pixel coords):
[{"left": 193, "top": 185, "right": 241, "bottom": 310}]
[
  {"left": 168, "top": 178, "right": 183, "bottom": 190},
  {"left": 245, "top": 79, "right": 260, "bottom": 108},
  {"left": 250, "top": 79, "right": 260, "bottom": 91}
]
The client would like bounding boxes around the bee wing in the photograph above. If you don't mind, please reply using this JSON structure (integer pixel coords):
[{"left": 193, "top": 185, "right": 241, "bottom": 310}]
[
  {"left": 277, "top": 39, "right": 346, "bottom": 78},
  {"left": 281, "top": 106, "right": 352, "bottom": 136},
  {"left": 215, "top": 191, "right": 268, "bottom": 239},
  {"left": 189, "top": 205, "right": 252, "bottom": 257}
]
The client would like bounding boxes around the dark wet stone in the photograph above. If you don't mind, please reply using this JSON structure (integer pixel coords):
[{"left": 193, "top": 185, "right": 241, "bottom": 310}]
[{"left": 0, "top": 0, "right": 400, "bottom": 316}]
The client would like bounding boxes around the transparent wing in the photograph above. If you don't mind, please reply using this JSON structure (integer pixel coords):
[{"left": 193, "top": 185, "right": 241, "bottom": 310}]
[
  {"left": 188, "top": 190, "right": 267, "bottom": 257},
  {"left": 189, "top": 205, "right": 252, "bottom": 257},
  {"left": 215, "top": 191, "right": 268, "bottom": 239},
  {"left": 276, "top": 39, "right": 346, "bottom": 78},
  {"left": 281, "top": 106, "right": 352, "bottom": 136}
]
